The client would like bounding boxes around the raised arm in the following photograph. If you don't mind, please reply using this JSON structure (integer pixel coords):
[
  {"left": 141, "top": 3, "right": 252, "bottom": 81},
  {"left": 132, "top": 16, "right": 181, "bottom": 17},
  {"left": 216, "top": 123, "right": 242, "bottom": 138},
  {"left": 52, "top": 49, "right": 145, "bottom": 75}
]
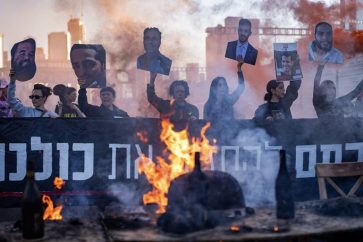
[
  {"left": 228, "top": 61, "right": 245, "bottom": 105},
  {"left": 338, "top": 79, "right": 363, "bottom": 103},
  {"left": 7, "top": 69, "right": 26, "bottom": 113},
  {"left": 146, "top": 72, "right": 166, "bottom": 112},
  {"left": 313, "top": 63, "right": 325, "bottom": 107}
]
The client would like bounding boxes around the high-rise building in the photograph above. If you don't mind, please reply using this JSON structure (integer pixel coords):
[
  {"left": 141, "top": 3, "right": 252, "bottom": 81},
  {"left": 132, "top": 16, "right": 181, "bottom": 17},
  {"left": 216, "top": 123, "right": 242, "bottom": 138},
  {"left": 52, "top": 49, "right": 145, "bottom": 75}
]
[
  {"left": 67, "top": 18, "right": 86, "bottom": 46},
  {"left": 3, "top": 51, "right": 8, "bottom": 67},
  {"left": 340, "top": 0, "right": 362, "bottom": 30},
  {"left": 186, "top": 63, "right": 200, "bottom": 83},
  {"left": 48, "top": 32, "right": 70, "bottom": 61},
  {"left": 357, "top": 0, "right": 363, "bottom": 30},
  {"left": 35, "top": 47, "right": 46, "bottom": 61},
  {"left": 0, "top": 34, "right": 3, "bottom": 68}
]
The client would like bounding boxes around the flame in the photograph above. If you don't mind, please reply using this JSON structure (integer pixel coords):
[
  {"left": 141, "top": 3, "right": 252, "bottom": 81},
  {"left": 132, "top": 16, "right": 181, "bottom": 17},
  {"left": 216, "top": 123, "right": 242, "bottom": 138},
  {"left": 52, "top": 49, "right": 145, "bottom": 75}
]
[
  {"left": 230, "top": 225, "right": 240, "bottom": 232},
  {"left": 273, "top": 226, "right": 279, "bottom": 232},
  {"left": 42, "top": 195, "right": 63, "bottom": 220},
  {"left": 138, "top": 119, "right": 217, "bottom": 214},
  {"left": 43, "top": 177, "right": 64, "bottom": 220},
  {"left": 136, "top": 131, "right": 149, "bottom": 143},
  {"left": 53, "top": 177, "right": 65, "bottom": 190}
]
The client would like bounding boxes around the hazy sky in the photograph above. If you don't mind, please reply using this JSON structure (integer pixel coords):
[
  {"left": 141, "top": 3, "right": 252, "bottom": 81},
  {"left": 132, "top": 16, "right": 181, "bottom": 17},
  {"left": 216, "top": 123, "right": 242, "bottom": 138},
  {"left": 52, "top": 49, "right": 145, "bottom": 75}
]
[{"left": 0, "top": 0, "right": 338, "bottom": 66}]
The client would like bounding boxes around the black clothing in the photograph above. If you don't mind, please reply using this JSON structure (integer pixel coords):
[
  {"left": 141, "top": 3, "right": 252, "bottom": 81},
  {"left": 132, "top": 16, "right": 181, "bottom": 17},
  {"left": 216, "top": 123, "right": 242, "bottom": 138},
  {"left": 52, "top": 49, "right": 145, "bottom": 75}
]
[
  {"left": 254, "top": 80, "right": 301, "bottom": 123},
  {"left": 55, "top": 103, "right": 81, "bottom": 118},
  {"left": 225, "top": 41, "right": 258, "bottom": 65},
  {"left": 203, "top": 72, "right": 245, "bottom": 121},
  {"left": 78, "top": 88, "right": 129, "bottom": 118},
  {"left": 147, "top": 84, "right": 199, "bottom": 121},
  {"left": 313, "top": 65, "right": 363, "bottom": 118}
]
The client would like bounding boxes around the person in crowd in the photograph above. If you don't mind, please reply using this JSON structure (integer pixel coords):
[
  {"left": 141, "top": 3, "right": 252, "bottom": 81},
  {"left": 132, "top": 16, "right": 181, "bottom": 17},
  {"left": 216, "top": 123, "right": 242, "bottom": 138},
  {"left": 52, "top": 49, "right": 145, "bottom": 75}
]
[
  {"left": 70, "top": 44, "right": 106, "bottom": 88},
  {"left": 225, "top": 18, "right": 258, "bottom": 65},
  {"left": 313, "top": 62, "right": 363, "bottom": 118},
  {"left": 0, "top": 78, "right": 12, "bottom": 117},
  {"left": 147, "top": 73, "right": 199, "bottom": 121},
  {"left": 254, "top": 78, "right": 301, "bottom": 123},
  {"left": 308, "top": 22, "right": 343, "bottom": 64},
  {"left": 203, "top": 61, "right": 245, "bottom": 121},
  {"left": 7, "top": 69, "right": 58, "bottom": 118},
  {"left": 78, "top": 81, "right": 129, "bottom": 118},
  {"left": 54, "top": 84, "right": 85, "bottom": 118}
]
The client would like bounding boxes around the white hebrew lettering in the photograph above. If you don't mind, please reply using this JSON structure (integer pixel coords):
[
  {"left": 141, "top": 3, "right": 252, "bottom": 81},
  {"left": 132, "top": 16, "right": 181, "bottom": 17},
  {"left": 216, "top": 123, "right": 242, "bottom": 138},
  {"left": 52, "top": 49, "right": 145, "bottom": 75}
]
[
  {"left": 346, "top": 142, "right": 363, "bottom": 161},
  {"left": 243, "top": 146, "right": 262, "bottom": 170},
  {"left": 9, "top": 143, "right": 27, "bottom": 181},
  {"left": 134, "top": 144, "right": 153, "bottom": 179},
  {"left": 108, "top": 144, "right": 131, "bottom": 179},
  {"left": 72, "top": 143, "right": 94, "bottom": 180},
  {"left": 320, "top": 144, "right": 342, "bottom": 164},
  {"left": 221, "top": 146, "right": 239, "bottom": 172},
  {"left": 296, "top": 145, "right": 317, "bottom": 178},
  {"left": 57, "top": 143, "right": 69, "bottom": 180}
]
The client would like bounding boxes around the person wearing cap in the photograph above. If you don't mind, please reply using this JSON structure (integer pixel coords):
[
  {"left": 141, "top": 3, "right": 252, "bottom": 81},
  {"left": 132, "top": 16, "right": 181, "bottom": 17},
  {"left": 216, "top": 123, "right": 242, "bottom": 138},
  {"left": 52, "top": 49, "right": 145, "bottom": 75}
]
[
  {"left": 0, "top": 78, "right": 12, "bottom": 117},
  {"left": 7, "top": 69, "right": 58, "bottom": 118}
]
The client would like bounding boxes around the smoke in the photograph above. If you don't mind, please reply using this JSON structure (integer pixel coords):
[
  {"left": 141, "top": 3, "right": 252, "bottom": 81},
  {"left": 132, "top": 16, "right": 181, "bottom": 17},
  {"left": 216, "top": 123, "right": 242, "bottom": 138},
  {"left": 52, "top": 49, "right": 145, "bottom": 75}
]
[{"left": 219, "top": 127, "right": 281, "bottom": 207}]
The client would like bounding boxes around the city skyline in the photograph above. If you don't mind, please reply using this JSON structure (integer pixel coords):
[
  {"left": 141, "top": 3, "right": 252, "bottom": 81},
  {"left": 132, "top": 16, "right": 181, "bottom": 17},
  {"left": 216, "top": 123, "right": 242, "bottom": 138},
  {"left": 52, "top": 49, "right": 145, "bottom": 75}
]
[{"left": 0, "top": 0, "right": 340, "bottom": 67}]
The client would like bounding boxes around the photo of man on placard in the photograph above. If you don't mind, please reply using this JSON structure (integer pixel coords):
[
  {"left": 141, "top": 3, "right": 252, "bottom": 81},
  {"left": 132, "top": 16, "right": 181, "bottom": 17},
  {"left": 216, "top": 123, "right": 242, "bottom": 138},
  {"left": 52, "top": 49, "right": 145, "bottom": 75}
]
[
  {"left": 137, "top": 27, "right": 172, "bottom": 76},
  {"left": 308, "top": 22, "right": 344, "bottom": 64},
  {"left": 225, "top": 18, "right": 258, "bottom": 65},
  {"left": 10, "top": 38, "right": 36, "bottom": 82},
  {"left": 70, "top": 44, "right": 106, "bottom": 88},
  {"left": 274, "top": 43, "right": 302, "bottom": 81}
]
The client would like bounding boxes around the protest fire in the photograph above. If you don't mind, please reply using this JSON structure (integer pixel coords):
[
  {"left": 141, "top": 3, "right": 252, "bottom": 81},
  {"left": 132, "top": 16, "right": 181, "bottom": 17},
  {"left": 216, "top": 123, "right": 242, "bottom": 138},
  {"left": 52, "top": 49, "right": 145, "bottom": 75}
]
[{"left": 2, "top": 0, "right": 363, "bottom": 241}]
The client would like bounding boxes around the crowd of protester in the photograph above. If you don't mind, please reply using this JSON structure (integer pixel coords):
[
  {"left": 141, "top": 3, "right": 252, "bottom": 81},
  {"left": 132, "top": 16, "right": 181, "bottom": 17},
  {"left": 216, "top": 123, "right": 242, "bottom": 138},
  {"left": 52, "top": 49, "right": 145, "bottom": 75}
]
[{"left": 2, "top": 19, "right": 363, "bottom": 122}]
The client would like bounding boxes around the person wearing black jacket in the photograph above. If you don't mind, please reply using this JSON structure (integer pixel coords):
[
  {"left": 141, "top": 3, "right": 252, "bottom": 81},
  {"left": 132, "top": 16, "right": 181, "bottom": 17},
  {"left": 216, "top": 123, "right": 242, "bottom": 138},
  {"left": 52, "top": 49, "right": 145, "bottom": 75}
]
[
  {"left": 254, "top": 78, "right": 301, "bottom": 123},
  {"left": 313, "top": 62, "right": 363, "bottom": 118},
  {"left": 78, "top": 86, "right": 129, "bottom": 118}
]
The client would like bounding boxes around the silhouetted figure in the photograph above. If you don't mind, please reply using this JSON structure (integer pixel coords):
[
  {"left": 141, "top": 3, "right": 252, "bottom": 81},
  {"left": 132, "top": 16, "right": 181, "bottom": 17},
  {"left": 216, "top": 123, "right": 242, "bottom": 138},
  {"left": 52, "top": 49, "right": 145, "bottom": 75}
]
[
  {"left": 147, "top": 72, "right": 199, "bottom": 121},
  {"left": 203, "top": 61, "right": 245, "bottom": 121},
  {"left": 254, "top": 78, "right": 301, "bottom": 123},
  {"left": 7, "top": 69, "right": 58, "bottom": 118},
  {"left": 313, "top": 62, "right": 363, "bottom": 118}
]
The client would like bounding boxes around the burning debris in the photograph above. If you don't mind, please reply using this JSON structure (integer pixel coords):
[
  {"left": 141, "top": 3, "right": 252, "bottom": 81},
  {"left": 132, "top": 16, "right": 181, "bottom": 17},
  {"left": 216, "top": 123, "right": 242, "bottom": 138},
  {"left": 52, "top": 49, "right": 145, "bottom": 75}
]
[
  {"left": 157, "top": 152, "right": 250, "bottom": 234},
  {"left": 138, "top": 119, "right": 217, "bottom": 214},
  {"left": 136, "top": 119, "right": 255, "bottom": 234},
  {"left": 43, "top": 177, "right": 65, "bottom": 221}
]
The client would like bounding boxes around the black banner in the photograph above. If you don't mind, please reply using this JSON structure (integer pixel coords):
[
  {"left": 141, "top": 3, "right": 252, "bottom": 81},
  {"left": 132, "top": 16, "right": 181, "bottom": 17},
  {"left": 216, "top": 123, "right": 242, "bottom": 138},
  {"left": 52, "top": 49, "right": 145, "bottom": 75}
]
[{"left": 1, "top": 118, "right": 363, "bottom": 207}]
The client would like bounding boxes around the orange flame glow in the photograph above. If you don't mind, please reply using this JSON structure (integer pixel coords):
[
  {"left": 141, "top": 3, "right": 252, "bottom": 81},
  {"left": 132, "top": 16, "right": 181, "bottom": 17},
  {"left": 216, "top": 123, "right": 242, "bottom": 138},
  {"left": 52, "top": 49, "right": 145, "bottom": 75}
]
[
  {"left": 53, "top": 177, "right": 65, "bottom": 190},
  {"left": 43, "top": 177, "right": 64, "bottom": 220},
  {"left": 230, "top": 225, "right": 240, "bottom": 232},
  {"left": 136, "top": 131, "right": 149, "bottom": 143},
  {"left": 138, "top": 119, "right": 217, "bottom": 214},
  {"left": 42, "top": 195, "right": 63, "bottom": 220}
]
